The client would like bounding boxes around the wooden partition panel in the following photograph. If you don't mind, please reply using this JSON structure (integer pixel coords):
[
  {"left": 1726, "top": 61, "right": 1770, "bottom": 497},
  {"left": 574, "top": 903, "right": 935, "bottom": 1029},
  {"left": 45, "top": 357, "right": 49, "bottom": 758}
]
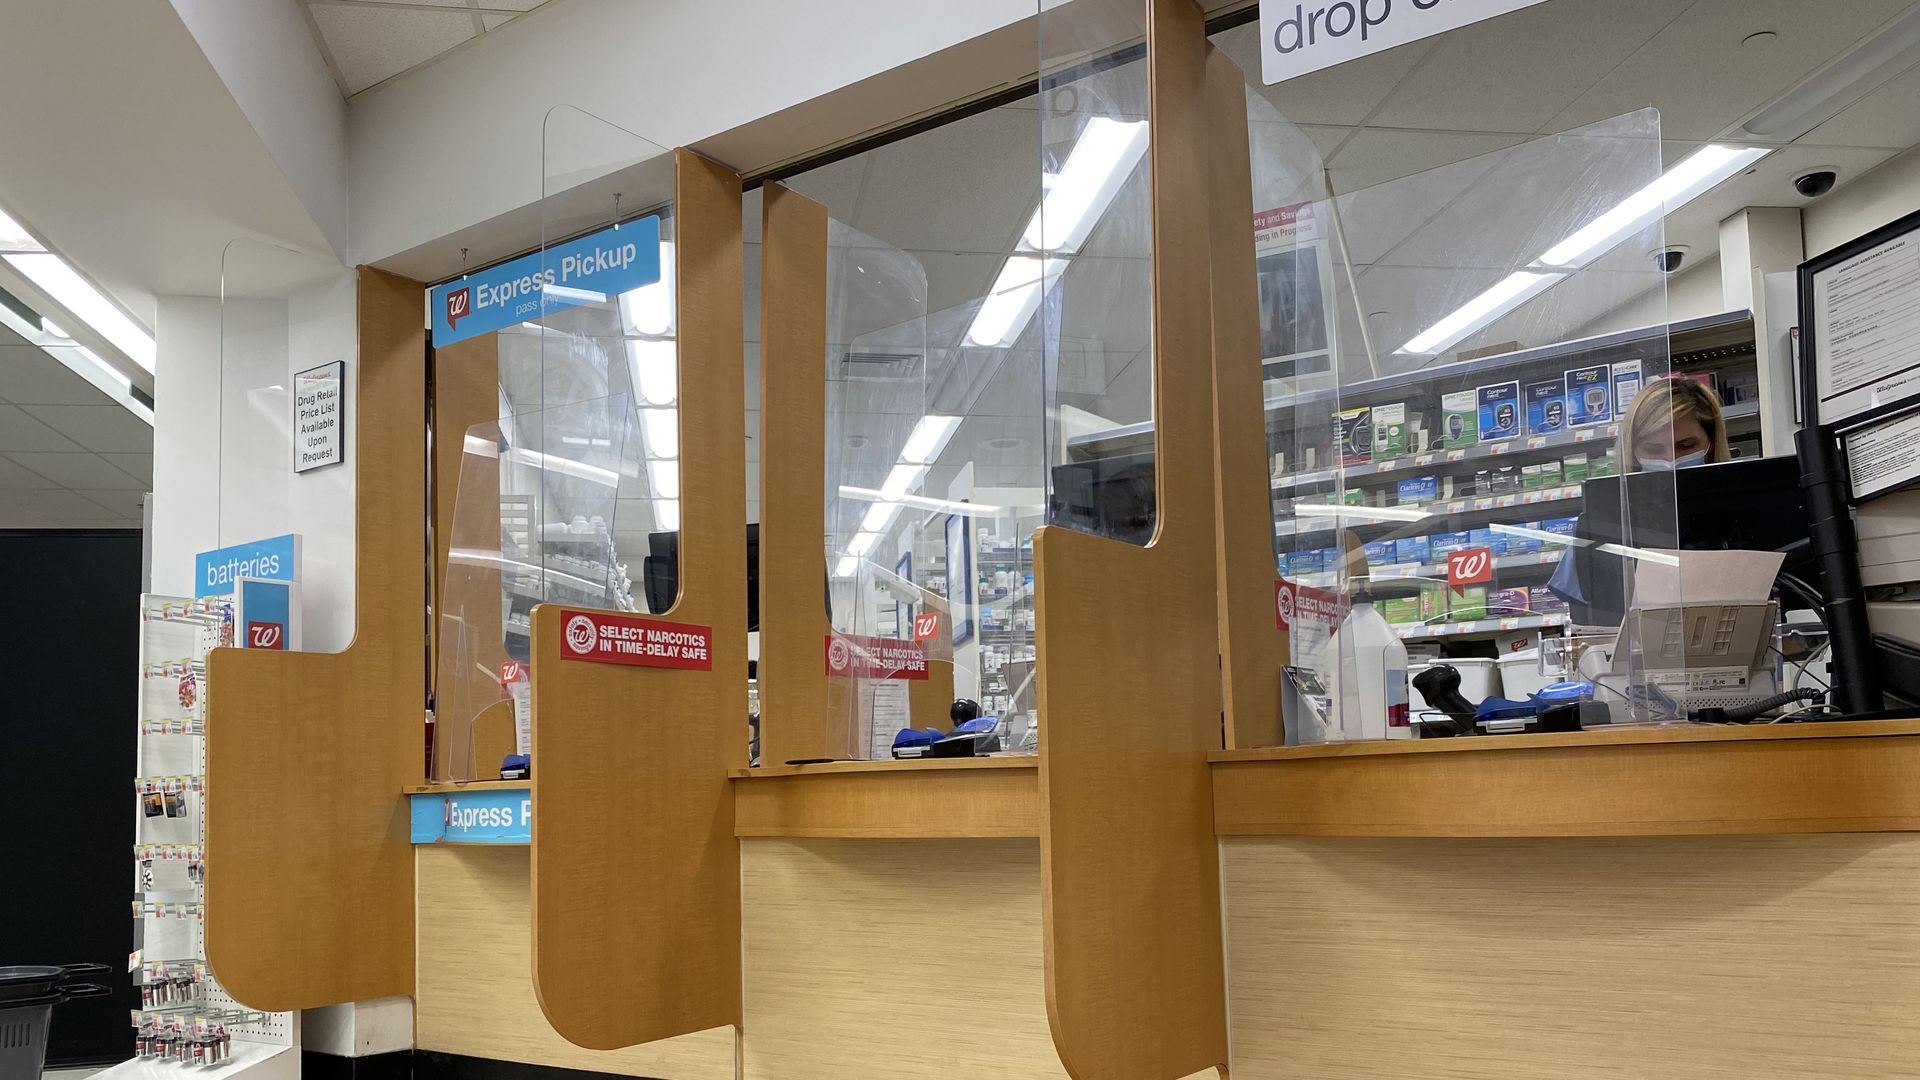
[
  {"left": 205, "top": 267, "right": 424, "bottom": 1009},
  {"left": 530, "top": 148, "right": 746, "bottom": 1049},
  {"left": 1031, "top": 2, "right": 1228, "bottom": 1077},
  {"left": 1206, "top": 49, "right": 1285, "bottom": 750},
  {"left": 756, "top": 184, "right": 842, "bottom": 764}
]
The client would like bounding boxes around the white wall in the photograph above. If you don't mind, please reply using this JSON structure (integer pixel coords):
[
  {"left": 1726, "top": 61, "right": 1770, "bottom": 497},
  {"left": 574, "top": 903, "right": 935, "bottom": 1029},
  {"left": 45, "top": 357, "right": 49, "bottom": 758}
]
[
  {"left": 1573, "top": 254, "right": 1728, "bottom": 339},
  {"left": 1804, "top": 144, "right": 1920, "bottom": 257},
  {"left": 170, "top": 0, "right": 350, "bottom": 261},
  {"left": 151, "top": 288, "right": 357, "bottom": 652},
  {"left": 348, "top": 0, "right": 1039, "bottom": 268}
]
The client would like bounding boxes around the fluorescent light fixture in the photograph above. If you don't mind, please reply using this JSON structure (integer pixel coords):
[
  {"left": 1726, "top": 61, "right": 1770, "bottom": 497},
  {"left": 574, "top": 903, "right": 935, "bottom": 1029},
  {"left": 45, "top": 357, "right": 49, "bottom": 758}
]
[
  {"left": 2, "top": 252, "right": 155, "bottom": 372},
  {"left": 42, "top": 320, "right": 65, "bottom": 339},
  {"left": 648, "top": 459, "right": 680, "bottom": 499},
  {"left": 861, "top": 500, "right": 903, "bottom": 534},
  {"left": 1745, "top": 5, "right": 1920, "bottom": 140},
  {"left": 625, "top": 339, "right": 677, "bottom": 406},
  {"left": 505, "top": 447, "right": 620, "bottom": 487},
  {"left": 847, "top": 531, "right": 880, "bottom": 557},
  {"left": 0, "top": 207, "right": 41, "bottom": 252},
  {"left": 838, "top": 485, "right": 1006, "bottom": 517},
  {"left": 833, "top": 555, "right": 860, "bottom": 578},
  {"left": 1021, "top": 117, "right": 1149, "bottom": 253},
  {"left": 964, "top": 256, "right": 1065, "bottom": 347},
  {"left": 879, "top": 462, "right": 927, "bottom": 501},
  {"left": 618, "top": 242, "right": 675, "bottom": 335},
  {"left": 463, "top": 434, "right": 501, "bottom": 458},
  {"left": 654, "top": 498, "right": 680, "bottom": 532},
  {"left": 1294, "top": 503, "right": 1431, "bottom": 523},
  {"left": 560, "top": 436, "right": 612, "bottom": 447},
  {"left": 640, "top": 407, "right": 678, "bottom": 459},
  {"left": 1538, "top": 145, "right": 1771, "bottom": 268},
  {"left": 899, "top": 414, "right": 961, "bottom": 464},
  {"left": 1396, "top": 271, "right": 1559, "bottom": 356}
]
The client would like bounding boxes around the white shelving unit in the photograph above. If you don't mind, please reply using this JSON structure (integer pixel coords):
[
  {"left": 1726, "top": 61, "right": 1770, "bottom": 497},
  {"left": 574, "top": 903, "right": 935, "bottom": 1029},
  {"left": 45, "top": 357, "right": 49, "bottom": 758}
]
[{"left": 131, "top": 595, "right": 293, "bottom": 1069}]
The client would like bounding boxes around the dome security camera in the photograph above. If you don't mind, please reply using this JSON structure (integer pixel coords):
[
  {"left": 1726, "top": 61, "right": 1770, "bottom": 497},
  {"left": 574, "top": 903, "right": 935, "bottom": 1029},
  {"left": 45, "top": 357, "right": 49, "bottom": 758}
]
[
  {"left": 1793, "top": 169, "right": 1838, "bottom": 199},
  {"left": 1653, "top": 246, "right": 1689, "bottom": 274}
]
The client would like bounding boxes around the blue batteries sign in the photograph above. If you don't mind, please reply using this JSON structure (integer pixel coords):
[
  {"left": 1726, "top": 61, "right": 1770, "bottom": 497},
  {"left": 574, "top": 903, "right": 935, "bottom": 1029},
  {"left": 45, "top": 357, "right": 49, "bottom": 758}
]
[
  {"left": 410, "top": 787, "right": 532, "bottom": 845},
  {"left": 429, "top": 215, "right": 663, "bottom": 347},
  {"left": 195, "top": 534, "right": 299, "bottom": 598}
]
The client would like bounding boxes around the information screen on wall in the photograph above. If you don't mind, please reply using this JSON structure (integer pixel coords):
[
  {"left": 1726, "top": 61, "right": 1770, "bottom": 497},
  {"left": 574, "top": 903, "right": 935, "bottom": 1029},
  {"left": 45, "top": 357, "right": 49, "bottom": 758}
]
[{"left": 1806, "top": 214, "right": 1920, "bottom": 429}]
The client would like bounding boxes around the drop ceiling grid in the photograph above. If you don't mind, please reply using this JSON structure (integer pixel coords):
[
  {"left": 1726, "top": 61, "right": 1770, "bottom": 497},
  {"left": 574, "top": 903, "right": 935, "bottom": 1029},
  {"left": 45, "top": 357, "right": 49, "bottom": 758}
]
[
  {"left": 302, "top": 0, "right": 554, "bottom": 98},
  {"left": 0, "top": 331, "right": 150, "bottom": 526}
]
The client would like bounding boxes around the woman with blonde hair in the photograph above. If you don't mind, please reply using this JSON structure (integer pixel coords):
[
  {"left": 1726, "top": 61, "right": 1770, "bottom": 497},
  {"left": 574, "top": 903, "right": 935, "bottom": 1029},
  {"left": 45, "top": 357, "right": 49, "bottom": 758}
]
[
  {"left": 1619, "top": 375, "right": 1732, "bottom": 472},
  {"left": 1547, "top": 374, "right": 1734, "bottom": 617}
]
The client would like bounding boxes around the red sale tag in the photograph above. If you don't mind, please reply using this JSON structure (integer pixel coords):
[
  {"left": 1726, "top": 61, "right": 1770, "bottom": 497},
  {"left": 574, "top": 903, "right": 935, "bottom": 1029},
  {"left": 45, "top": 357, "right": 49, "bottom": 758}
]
[
  {"left": 245, "top": 621, "right": 285, "bottom": 650},
  {"left": 556, "top": 609, "right": 713, "bottom": 670},
  {"left": 824, "top": 634, "right": 929, "bottom": 679},
  {"left": 912, "top": 613, "right": 942, "bottom": 641},
  {"left": 1446, "top": 546, "right": 1494, "bottom": 595}
]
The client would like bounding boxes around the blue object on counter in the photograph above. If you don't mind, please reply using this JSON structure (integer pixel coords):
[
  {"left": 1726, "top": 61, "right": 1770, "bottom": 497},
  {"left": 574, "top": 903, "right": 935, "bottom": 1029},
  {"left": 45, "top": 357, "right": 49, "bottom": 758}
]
[{"left": 1475, "top": 680, "right": 1594, "bottom": 723}]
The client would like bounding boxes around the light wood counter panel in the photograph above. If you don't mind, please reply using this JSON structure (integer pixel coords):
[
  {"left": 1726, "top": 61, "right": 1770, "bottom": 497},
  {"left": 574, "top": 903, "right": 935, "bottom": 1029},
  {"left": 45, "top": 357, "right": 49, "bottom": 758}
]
[
  {"left": 1207, "top": 41, "right": 1285, "bottom": 750},
  {"left": 1030, "top": 2, "right": 1227, "bottom": 1076},
  {"left": 740, "top": 837, "right": 1065, "bottom": 1080},
  {"left": 1213, "top": 721, "right": 1920, "bottom": 837},
  {"left": 1223, "top": 834, "right": 1920, "bottom": 1079},
  {"left": 530, "top": 149, "right": 746, "bottom": 1050},
  {"left": 733, "top": 757, "right": 1040, "bottom": 837},
  {"left": 416, "top": 846, "right": 733, "bottom": 1078},
  {"left": 205, "top": 267, "right": 424, "bottom": 1010}
]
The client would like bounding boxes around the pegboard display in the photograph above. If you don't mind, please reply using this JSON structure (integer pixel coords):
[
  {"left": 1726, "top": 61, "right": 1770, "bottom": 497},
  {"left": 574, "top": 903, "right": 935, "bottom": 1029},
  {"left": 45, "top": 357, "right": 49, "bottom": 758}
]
[{"left": 133, "top": 596, "right": 294, "bottom": 1063}]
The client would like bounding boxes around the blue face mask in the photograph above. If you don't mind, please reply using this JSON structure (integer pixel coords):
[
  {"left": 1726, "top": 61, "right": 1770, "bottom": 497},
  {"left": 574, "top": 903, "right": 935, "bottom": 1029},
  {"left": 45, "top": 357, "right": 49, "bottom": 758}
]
[{"left": 1641, "top": 449, "right": 1708, "bottom": 471}]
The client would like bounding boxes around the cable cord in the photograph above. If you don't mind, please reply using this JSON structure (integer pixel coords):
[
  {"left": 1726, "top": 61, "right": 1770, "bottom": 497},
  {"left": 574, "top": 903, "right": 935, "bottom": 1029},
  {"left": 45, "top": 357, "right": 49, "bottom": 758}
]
[{"left": 1696, "top": 687, "right": 1825, "bottom": 724}]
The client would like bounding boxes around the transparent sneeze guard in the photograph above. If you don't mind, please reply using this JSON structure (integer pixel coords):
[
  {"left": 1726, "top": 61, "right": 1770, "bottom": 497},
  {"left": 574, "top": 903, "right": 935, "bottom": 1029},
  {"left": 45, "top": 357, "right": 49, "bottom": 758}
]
[
  {"left": 429, "top": 106, "right": 675, "bottom": 782},
  {"left": 1039, "top": 0, "right": 1157, "bottom": 553},
  {"left": 1219, "top": 79, "right": 1698, "bottom": 741},
  {"left": 217, "top": 239, "right": 358, "bottom": 655}
]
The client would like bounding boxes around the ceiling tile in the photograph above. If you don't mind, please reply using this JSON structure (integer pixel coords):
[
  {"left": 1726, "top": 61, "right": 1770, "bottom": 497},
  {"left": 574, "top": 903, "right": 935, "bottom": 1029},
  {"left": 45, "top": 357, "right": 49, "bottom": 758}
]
[
  {"left": 1, "top": 487, "right": 127, "bottom": 521},
  {"left": 853, "top": 108, "right": 1041, "bottom": 256},
  {"left": 0, "top": 455, "right": 58, "bottom": 490},
  {"left": 19, "top": 404, "right": 152, "bottom": 452},
  {"left": 1327, "top": 129, "right": 1528, "bottom": 195},
  {"left": 342, "top": 0, "right": 472, "bottom": 6},
  {"left": 101, "top": 452, "right": 153, "bottom": 485},
  {"left": 1799, "top": 61, "right": 1920, "bottom": 150},
  {"left": 0, "top": 404, "right": 82, "bottom": 451},
  {"left": 482, "top": 13, "right": 515, "bottom": 31},
  {"left": 0, "top": 346, "right": 115, "bottom": 405},
  {"left": 69, "top": 489, "right": 148, "bottom": 517},
  {"left": 1369, "top": 0, "right": 1681, "bottom": 134},
  {"left": 1546, "top": 0, "right": 1920, "bottom": 140},
  {"left": 309, "top": 4, "right": 478, "bottom": 94},
  {"left": 4, "top": 451, "right": 146, "bottom": 490}
]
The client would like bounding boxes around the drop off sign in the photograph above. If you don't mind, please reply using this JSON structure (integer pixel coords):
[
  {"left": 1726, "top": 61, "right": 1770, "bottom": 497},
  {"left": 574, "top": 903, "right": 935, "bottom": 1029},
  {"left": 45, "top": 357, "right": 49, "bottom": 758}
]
[{"left": 1259, "top": 0, "right": 1548, "bottom": 84}]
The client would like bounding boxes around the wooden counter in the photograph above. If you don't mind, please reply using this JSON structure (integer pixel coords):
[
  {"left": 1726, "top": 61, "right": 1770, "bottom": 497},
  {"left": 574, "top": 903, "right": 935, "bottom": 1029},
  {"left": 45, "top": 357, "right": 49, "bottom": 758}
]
[
  {"left": 1212, "top": 719, "right": 1920, "bottom": 837},
  {"left": 731, "top": 756, "right": 1039, "bottom": 838}
]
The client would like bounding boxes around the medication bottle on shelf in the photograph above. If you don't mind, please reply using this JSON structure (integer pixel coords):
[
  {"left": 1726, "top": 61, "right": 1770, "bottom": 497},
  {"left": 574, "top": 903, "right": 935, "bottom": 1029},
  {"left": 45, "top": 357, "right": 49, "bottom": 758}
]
[{"left": 1332, "top": 588, "right": 1411, "bottom": 741}]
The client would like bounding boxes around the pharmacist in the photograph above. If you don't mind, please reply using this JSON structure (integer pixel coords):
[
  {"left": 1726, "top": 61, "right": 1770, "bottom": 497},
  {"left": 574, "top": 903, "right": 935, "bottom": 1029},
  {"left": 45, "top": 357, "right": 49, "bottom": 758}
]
[{"left": 1547, "top": 376, "right": 1733, "bottom": 612}]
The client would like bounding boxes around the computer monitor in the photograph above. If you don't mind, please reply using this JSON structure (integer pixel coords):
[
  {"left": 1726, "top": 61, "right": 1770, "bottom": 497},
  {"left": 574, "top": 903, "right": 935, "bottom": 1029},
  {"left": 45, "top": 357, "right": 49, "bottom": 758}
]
[
  {"left": 642, "top": 524, "right": 763, "bottom": 631},
  {"left": 1575, "top": 455, "right": 1815, "bottom": 626}
]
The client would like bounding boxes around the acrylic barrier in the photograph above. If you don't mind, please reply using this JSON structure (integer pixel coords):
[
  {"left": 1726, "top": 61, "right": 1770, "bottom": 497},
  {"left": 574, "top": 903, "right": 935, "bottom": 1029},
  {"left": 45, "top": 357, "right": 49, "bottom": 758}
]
[
  {"left": 1235, "top": 96, "right": 1704, "bottom": 744},
  {"left": 216, "top": 239, "right": 358, "bottom": 654}
]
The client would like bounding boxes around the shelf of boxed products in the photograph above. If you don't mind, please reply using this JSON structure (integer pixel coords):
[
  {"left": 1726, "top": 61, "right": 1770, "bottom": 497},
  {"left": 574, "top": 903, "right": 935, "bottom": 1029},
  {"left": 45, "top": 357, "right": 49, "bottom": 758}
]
[
  {"left": 1398, "top": 612, "right": 1570, "bottom": 640},
  {"left": 1276, "top": 483, "right": 1586, "bottom": 539},
  {"left": 1272, "top": 424, "right": 1620, "bottom": 493}
]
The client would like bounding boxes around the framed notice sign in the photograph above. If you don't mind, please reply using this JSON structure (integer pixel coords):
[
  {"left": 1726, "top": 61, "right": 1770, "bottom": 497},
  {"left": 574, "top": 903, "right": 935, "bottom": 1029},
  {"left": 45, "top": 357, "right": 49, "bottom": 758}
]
[
  {"left": 293, "top": 360, "right": 345, "bottom": 473},
  {"left": 1801, "top": 207, "right": 1920, "bottom": 430}
]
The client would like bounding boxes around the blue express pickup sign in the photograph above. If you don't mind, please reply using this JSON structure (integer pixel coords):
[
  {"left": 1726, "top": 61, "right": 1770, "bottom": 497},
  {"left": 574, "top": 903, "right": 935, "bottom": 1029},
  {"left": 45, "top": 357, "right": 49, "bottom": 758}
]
[{"left": 429, "top": 215, "right": 662, "bottom": 347}]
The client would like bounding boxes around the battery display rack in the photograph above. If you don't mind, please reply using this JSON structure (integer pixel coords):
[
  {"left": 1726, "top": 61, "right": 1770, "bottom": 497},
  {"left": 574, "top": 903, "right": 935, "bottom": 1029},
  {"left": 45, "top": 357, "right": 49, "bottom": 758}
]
[{"left": 134, "top": 595, "right": 294, "bottom": 1068}]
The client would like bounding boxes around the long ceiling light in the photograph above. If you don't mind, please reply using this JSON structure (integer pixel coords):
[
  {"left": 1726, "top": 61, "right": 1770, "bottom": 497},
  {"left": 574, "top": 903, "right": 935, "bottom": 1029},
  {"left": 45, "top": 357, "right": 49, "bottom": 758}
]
[
  {"left": 648, "top": 459, "right": 680, "bottom": 500},
  {"left": 1538, "top": 145, "right": 1771, "bottom": 268},
  {"left": 1397, "top": 143, "right": 1771, "bottom": 356},
  {"left": 1397, "top": 271, "right": 1559, "bottom": 356},
  {"left": 1021, "top": 117, "right": 1149, "bottom": 253},
  {"left": 626, "top": 339, "right": 677, "bottom": 406},
  {"left": 2, "top": 251, "right": 156, "bottom": 372},
  {"left": 963, "top": 256, "right": 1066, "bottom": 347},
  {"left": 879, "top": 462, "right": 928, "bottom": 501},
  {"left": 0, "top": 207, "right": 40, "bottom": 253},
  {"left": 900, "top": 413, "right": 961, "bottom": 464},
  {"left": 1744, "top": 5, "right": 1920, "bottom": 140},
  {"left": 618, "top": 242, "right": 675, "bottom": 336},
  {"left": 639, "top": 407, "right": 677, "bottom": 459}
]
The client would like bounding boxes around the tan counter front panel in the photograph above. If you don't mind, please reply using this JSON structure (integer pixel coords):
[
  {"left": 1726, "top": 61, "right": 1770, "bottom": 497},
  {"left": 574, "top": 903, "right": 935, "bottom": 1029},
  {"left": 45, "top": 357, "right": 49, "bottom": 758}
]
[
  {"left": 740, "top": 837, "right": 1066, "bottom": 1079},
  {"left": 416, "top": 846, "right": 735, "bottom": 1078},
  {"left": 1223, "top": 835, "right": 1920, "bottom": 1079}
]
